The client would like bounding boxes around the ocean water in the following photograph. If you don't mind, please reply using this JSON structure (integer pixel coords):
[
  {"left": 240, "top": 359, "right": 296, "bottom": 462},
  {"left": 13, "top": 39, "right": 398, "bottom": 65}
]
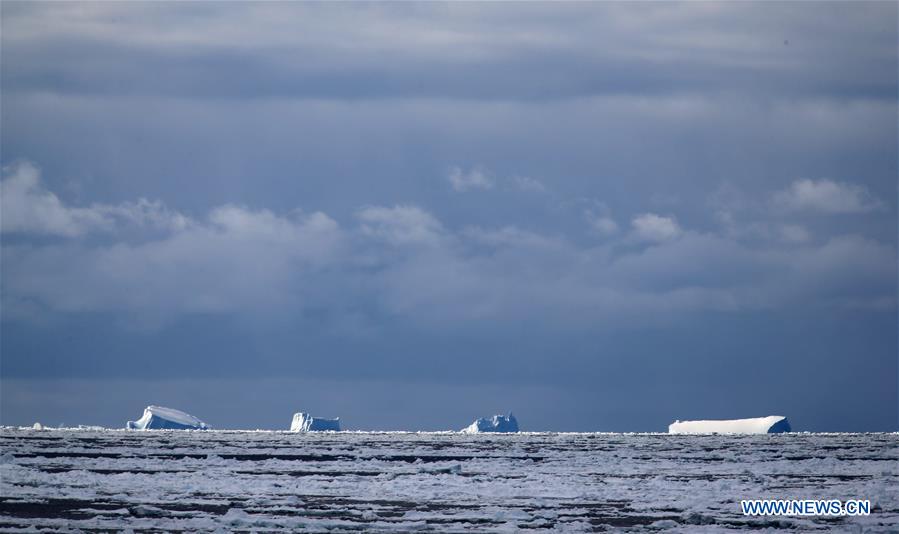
[{"left": 0, "top": 430, "right": 896, "bottom": 531}]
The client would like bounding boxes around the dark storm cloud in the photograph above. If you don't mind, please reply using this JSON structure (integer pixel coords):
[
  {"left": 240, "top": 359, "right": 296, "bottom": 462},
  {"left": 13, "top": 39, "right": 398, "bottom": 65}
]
[{"left": 1, "top": 2, "right": 896, "bottom": 430}]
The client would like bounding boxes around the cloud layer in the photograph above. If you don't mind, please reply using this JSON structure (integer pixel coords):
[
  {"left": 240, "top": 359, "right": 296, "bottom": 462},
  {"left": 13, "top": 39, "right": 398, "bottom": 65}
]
[
  {"left": 1, "top": 162, "right": 190, "bottom": 236},
  {"left": 3, "top": 164, "right": 893, "bottom": 329},
  {"left": 1, "top": 3, "right": 895, "bottom": 430},
  {"left": 773, "top": 179, "right": 884, "bottom": 214}
]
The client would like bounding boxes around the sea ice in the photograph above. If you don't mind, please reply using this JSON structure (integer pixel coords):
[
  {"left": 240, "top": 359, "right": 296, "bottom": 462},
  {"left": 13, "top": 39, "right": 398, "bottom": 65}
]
[
  {"left": 291, "top": 412, "right": 341, "bottom": 432},
  {"left": 668, "top": 415, "right": 791, "bottom": 434},
  {"left": 461, "top": 413, "right": 519, "bottom": 433},
  {"left": 126, "top": 405, "right": 209, "bottom": 430}
]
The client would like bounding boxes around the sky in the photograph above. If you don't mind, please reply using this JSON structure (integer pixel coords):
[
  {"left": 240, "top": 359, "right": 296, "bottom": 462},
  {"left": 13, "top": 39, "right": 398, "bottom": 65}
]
[{"left": 1, "top": 2, "right": 896, "bottom": 432}]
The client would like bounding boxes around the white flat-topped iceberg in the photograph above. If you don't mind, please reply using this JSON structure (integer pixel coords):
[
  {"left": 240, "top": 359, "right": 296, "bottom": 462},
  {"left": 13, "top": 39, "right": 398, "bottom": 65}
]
[
  {"left": 462, "top": 413, "right": 519, "bottom": 433},
  {"left": 291, "top": 412, "right": 341, "bottom": 432},
  {"left": 668, "top": 415, "right": 791, "bottom": 434},
  {"left": 126, "top": 405, "right": 209, "bottom": 430}
]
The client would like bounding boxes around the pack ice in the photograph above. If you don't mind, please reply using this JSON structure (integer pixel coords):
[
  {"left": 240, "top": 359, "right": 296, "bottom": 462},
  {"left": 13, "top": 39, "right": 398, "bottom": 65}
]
[
  {"left": 126, "top": 405, "right": 209, "bottom": 430},
  {"left": 291, "top": 412, "right": 341, "bottom": 432},
  {"left": 668, "top": 415, "right": 791, "bottom": 434},
  {"left": 461, "top": 413, "right": 519, "bottom": 433}
]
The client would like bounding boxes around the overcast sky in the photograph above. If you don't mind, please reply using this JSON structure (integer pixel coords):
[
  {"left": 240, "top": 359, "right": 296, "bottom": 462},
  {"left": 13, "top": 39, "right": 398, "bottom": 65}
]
[{"left": 1, "top": 2, "right": 896, "bottom": 431}]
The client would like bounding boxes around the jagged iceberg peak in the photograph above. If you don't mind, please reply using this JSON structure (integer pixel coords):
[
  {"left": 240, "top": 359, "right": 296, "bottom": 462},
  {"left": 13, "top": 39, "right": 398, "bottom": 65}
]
[
  {"left": 461, "top": 413, "right": 519, "bottom": 433},
  {"left": 291, "top": 412, "right": 341, "bottom": 432},
  {"left": 126, "top": 405, "right": 209, "bottom": 430},
  {"left": 668, "top": 415, "right": 791, "bottom": 434}
]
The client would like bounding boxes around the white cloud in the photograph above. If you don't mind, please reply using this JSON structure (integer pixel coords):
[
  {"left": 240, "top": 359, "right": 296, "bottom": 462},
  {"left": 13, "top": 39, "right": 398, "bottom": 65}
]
[
  {"left": 209, "top": 204, "right": 337, "bottom": 243},
  {"left": 779, "top": 224, "right": 811, "bottom": 243},
  {"left": 582, "top": 203, "right": 619, "bottom": 237},
  {"left": 1, "top": 161, "right": 191, "bottom": 236},
  {"left": 357, "top": 205, "right": 444, "bottom": 245},
  {"left": 593, "top": 217, "right": 619, "bottom": 236},
  {"left": 631, "top": 213, "right": 682, "bottom": 242},
  {"left": 1, "top": 162, "right": 111, "bottom": 236},
  {"left": 512, "top": 176, "right": 546, "bottom": 193},
  {"left": 773, "top": 179, "right": 883, "bottom": 214},
  {"left": 447, "top": 166, "right": 493, "bottom": 192},
  {"left": 449, "top": 168, "right": 546, "bottom": 193},
  {"left": 463, "top": 226, "right": 564, "bottom": 250},
  {"left": 2, "top": 204, "right": 343, "bottom": 321},
  {"left": 585, "top": 212, "right": 619, "bottom": 237},
  {"left": 2, "top": 163, "right": 895, "bottom": 328},
  {"left": 95, "top": 199, "right": 191, "bottom": 233}
]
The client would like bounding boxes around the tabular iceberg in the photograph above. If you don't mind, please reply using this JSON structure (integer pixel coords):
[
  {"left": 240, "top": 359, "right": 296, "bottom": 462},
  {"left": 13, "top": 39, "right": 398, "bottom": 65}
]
[
  {"left": 668, "top": 415, "right": 791, "bottom": 434},
  {"left": 126, "top": 405, "right": 209, "bottom": 430},
  {"left": 291, "top": 412, "right": 341, "bottom": 432},
  {"left": 462, "top": 413, "right": 519, "bottom": 433}
]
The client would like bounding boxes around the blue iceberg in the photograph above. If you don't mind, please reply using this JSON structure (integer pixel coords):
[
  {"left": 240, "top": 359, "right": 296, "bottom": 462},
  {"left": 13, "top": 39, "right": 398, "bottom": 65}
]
[
  {"left": 126, "top": 405, "right": 209, "bottom": 430},
  {"left": 668, "top": 415, "right": 791, "bottom": 434},
  {"left": 291, "top": 412, "right": 341, "bottom": 432},
  {"left": 462, "top": 413, "right": 519, "bottom": 433}
]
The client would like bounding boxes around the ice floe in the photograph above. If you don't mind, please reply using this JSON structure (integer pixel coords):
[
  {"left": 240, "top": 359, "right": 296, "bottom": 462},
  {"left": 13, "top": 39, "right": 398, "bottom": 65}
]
[{"left": 2, "top": 430, "right": 893, "bottom": 531}]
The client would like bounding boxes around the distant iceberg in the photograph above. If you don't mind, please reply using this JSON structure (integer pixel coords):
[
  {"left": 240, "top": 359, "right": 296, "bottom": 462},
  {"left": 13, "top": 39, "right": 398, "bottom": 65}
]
[
  {"left": 291, "top": 412, "right": 340, "bottom": 432},
  {"left": 668, "top": 415, "right": 791, "bottom": 434},
  {"left": 462, "top": 413, "right": 519, "bottom": 433},
  {"left": 126, "top": 405, "right": 209, "bottom": 430}
]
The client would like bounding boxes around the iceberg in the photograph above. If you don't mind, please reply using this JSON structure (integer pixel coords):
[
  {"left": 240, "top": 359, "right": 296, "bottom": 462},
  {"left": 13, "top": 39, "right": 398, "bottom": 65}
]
[
  {"left": 126, "top": 405, "right": 209, "bottom": 430},
  {"left": 668, "top": 415, "right": 791, "bottom": 434},
  {"left": 461, "top": 413, "right": 519, "bottom": 433},
  {"left": 291, "top": 412, "right": 341, "bottom": 432}
]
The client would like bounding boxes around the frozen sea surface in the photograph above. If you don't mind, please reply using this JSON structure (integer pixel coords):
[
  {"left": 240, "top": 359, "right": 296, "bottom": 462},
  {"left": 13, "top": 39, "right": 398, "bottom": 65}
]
[{"left": 0, "top": 430, "right": 896, "bottom": 532}]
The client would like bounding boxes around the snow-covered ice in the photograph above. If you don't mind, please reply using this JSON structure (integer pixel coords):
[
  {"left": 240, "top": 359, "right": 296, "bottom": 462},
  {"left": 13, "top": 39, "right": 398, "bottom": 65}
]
[
  {"left": 668, "top": 415, "right": 791, "bottom": 434},
  {"left": 290, "top": 412, "right": 340, "bottom": 432},
  {"left": 0, "top": 430, "right": 895, "bottom": 532},
  {"left": 462, "top": 413, "right": 519, "bottom": 433},
  {"left": 0, "top": 434, "right": 899, "bottom": 533},
  {"left": 126, "top": 405, "right": 209, "bottom": 430}
]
